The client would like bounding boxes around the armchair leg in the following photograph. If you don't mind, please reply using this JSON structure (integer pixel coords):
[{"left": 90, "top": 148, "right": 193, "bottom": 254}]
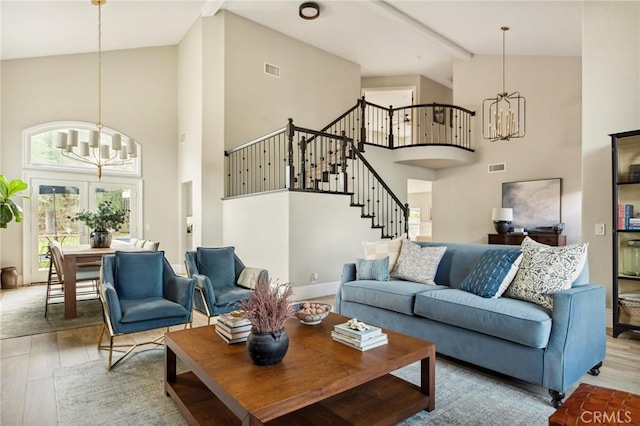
[{"left": 97, "top": 327, "right": 165, "bottom": 370}]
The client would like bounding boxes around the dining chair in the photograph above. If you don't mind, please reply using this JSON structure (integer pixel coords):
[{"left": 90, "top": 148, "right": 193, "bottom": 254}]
[
  {"left": 98, "top": 250, "right": 195, "bottom": 370},
  {"left": 184, "top": 247, "right": 268, "bottom": 323},
  {"left": 45, "top": 241, "right": 101, "bottom": 317}
]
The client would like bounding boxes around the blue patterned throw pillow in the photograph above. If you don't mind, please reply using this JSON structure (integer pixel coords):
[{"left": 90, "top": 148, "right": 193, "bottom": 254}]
[
  {"left": 356, "top": 257, "right": 390, "bottom": 281},
  {"left": 459, "top": 250, "right": 523, "bottom": 298}
]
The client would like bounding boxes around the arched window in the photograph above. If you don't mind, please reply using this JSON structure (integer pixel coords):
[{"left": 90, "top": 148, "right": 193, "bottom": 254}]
[{"left": 23, "top": 121, "right": 141, "bottom": 177}]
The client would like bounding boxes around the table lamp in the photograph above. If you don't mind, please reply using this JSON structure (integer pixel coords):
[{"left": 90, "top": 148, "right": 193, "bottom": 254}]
[{"left": 492, "top": 208, "right": 513, "bottom": 234}]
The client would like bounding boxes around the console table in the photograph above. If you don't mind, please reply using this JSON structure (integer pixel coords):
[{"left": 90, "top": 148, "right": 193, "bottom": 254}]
[{"left": 488, "top": 233, "right": 566, "bottom": 246}]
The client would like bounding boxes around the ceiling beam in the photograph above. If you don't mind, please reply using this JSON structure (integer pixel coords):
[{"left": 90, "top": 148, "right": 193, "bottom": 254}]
[
  {"left": 201, "top": 0, "right": 226, "bottom": 17},
  {"left": 367, "top": 0, "right": 473, "bottom": 61}
]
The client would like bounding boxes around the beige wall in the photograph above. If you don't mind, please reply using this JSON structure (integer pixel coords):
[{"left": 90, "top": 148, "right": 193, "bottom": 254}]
[
  {"left": 1, "top": 46, "right": 180, "bottom": 276},
  {"left": 582, "top": 2, "right": 640, "bottom": 307},
  {"left": 223, "top": 12, "right": 361, "bottom": 148},
  {"left": 361, "top": 75, "right": 452, "bottom": 105},
  {"left": 439, "top": 55, "right": 582, "bottom": 245}
]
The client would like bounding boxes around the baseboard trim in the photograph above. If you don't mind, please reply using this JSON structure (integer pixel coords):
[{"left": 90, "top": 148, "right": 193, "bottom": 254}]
[
  {"left": 292, "top": 281, "right": 340, "bottom": 301},
  {"left": 606, "top": 307, "right": 613, "bottom": 329}
]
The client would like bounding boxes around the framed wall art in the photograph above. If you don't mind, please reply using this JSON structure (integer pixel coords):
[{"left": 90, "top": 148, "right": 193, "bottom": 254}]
[{"left": 502, "top": 178, "right": 561, "bottom": 230}]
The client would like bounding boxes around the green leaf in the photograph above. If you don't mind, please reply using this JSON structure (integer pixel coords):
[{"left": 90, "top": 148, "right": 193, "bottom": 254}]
[
  {"left": 8, "top": 179, "right": 28, "bottom": 196},
  {"left": 9, "top": 201, "right": 22, "bottom": 223},
  {"left": 0, "top": 204, "right": 13, "bottom": 228}
]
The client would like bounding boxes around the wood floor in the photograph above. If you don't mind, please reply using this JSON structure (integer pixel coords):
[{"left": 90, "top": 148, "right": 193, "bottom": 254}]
[{"left": 1, "top": 291, "right": 639, "bottom": 426}]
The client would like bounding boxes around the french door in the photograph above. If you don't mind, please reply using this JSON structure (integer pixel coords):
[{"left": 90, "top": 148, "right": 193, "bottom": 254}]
[{"left": 24, "top": 174, "right": 139, "bottom": 283}]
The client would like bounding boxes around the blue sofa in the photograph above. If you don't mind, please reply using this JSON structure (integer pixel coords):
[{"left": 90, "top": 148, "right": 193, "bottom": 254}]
[{"left": 334, "top": 242, "right": 606, "bottom": 407}]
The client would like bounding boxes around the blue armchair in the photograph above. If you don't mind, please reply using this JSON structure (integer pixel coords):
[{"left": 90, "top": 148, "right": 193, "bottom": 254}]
[
  {"left": 185, "top": 247, "right": 268, "bottom": 322},
  {"left": 98, "top": 251, "right": 195, "bottom": 370}
]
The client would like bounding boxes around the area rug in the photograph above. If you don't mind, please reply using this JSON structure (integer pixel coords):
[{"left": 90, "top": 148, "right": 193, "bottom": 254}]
[
  {"left": 54, "top": 348, "right": 555, "bottom": 425},
  {"left": 0, "top": 284, "right": 103, "bottom": 339}
]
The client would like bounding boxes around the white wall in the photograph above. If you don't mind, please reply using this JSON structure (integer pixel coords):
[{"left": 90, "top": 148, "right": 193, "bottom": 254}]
[
  {"left": 361, "top": 75, "right": 452, "bottom": 105},
  {"left": 178, "top": 18, "right": 204, "bottom": 251},
  {"left": 582, "top": 2, "right": 640, "bottom": 307},
  {"left": 437, "top": 55, "right": 582, "bottom": 245},
  {"left": 223, "top": 190, "right": 385, "bottom": 287},
  {"left": 1, "top": 46, "right": 180, "bottom": 275}
]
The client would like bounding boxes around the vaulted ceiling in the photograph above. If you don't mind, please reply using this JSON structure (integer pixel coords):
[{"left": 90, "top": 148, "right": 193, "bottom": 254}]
[{"left": 1, "top": 0, "right": 582, "bottom": 88}]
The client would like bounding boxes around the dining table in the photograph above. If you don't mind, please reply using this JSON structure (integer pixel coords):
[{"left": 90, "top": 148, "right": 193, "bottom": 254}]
[{"left": 61, "top": 241, "right": 146, "bottom": 319}]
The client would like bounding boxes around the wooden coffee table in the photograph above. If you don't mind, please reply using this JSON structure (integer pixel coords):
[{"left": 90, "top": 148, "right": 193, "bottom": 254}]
[{"left": 165, "top": 313, "right": 435, "bottom": 425}]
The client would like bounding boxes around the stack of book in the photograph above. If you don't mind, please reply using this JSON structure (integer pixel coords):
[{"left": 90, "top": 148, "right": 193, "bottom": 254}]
[
  {"left": 618, "top": 204, "right": 635, "bottom": 230},
  {"left": 215, "top": 312, "right": 252, "bottom": 344},
  {"left": 331, "top": 322, "right": 388, "bottom": 351}
]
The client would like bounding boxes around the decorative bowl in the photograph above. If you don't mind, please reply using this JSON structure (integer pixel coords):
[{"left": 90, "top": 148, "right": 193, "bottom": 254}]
[{"left": 292, "top": 302, "right": 332, "bottom": 325}]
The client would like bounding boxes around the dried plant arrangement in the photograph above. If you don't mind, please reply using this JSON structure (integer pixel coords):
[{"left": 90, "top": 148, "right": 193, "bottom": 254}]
[{"left": 239, "top": 278, "right": 294, "bottom": 333}]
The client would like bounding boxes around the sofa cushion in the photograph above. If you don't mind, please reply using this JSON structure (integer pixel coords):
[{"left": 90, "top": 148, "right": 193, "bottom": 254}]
[
  {"left": 459, "top": 250, "right": 523, "bottom": 298},
  {"left": 414, "top": 288, "right": 552, "bottom": 348},
  {"left": 362, "top": 234, "right": 405, "bottom": 272},
  {"left": 356, "top": 257, "right": 390, "bottom": 281},
  {"left": 391, "top": 240, "right": 446, "bottom": 285},
  {"left": 505, "top": 237, "right": 588, "bottom": 310},
  {"left": 341, "top": 279, "right": 447, "bottom": 315}
]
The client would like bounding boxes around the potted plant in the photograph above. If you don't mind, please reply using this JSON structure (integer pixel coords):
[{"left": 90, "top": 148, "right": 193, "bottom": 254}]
[
  {"left": 239, "top": 278, "right": 294, "bottom": 366},
  {"left": 0, "top": 175, "right": 30, "bottom": 288},
  {"left": 553, "top": 222, "right": 565, "bottom": 235},
  {"left": 70, "top": 201, "right": 128, "bottom": 248}
]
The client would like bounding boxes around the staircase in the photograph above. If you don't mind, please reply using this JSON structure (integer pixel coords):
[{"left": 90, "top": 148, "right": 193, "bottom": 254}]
[{"left": 225, "top": 98, "right": 475, "bottom": 239}]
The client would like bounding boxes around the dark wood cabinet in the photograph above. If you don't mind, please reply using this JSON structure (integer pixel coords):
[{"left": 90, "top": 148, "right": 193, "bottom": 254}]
[{"left": 487, "top": 233, "right": 566, "bottom": 246}]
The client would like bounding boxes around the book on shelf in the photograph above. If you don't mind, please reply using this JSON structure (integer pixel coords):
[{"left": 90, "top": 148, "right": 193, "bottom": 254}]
[
  {"left": 618, "top": 204, "right": 634, "bottom": 230},
  {"left": 215, "top": 328, "right": 249, "bottom": 344},
  {"left": 216, "top": 319, "right": 252, "bottom": 334},
  {"left": 331, "top": 331, "right": 388, "bottom": 351},
  {"left": 333, "top": 322, "right": 383, "bottom": 340}
]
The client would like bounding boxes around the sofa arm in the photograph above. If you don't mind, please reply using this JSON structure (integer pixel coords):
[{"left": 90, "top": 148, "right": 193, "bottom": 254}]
[
  {"left": 193, "top": 273, "right": 217, "bottom": 307},
  {"left": 543, "top": 285, "right": 606, "bottom": 393},
  {"left": 335, "top": 263, "right": 357, "bottom": 314}
]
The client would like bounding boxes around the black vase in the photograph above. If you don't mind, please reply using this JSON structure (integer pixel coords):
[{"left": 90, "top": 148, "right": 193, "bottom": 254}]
[
  {"left": 90, "top": 230, "right": 112, "bottom": 248},
  {"left": 246, "top": 328, "right": 289, "bottom": 366}
]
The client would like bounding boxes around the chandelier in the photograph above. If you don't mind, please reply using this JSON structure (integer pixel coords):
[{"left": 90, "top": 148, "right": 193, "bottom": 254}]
[
  {"left": 482, "top": 26, "right": 526, "bottom": 142},
  {"left": 55, "top": 0, "right": 136, "bottom": 179}
]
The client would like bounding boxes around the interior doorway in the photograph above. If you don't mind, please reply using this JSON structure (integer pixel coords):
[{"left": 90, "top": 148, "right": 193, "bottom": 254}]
[{"left": 407, "top": 179, "right": 432, "bottom": 241}]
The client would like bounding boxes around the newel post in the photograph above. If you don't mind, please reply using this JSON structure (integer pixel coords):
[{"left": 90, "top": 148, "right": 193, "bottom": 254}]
[
  {"left": 388, "top": 105, "right": 394, "bottom": 149},
  {"left": 299, "top": 136, "right": 307, "bottom": 190},
  {"left": 404, "top": 203, "right": 409, "bottom": 234},
  {"left": 359, "top": 96, "right": 367, "bottom": 152},
  {"left": 286, "top": 118, "right": 295, "bottom": 189},
  {"left": 340, "top": 131, "right": 348, "bottom": 193}
]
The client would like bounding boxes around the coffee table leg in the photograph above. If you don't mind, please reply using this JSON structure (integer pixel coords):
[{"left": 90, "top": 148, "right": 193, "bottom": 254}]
[
  {"left": 165, "top": 345, "right": 177, "bottom": 396},
  {"left": 421, "top": 354, "right": 435, "bottom": 412}
]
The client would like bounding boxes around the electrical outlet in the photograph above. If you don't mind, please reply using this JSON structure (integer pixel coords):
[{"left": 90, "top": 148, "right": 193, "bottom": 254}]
[
  {"left": 595, "top": 223, "right": 605, "bottom": 236},
  {"left": 310, "top": 272, "right": 318, "bottom": 283}
]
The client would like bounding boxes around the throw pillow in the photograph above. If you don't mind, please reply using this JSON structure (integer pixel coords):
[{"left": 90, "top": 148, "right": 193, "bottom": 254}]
[
  {"left": 356, "top": 257, "right": 390, "bottom": 281},
  {"left": 505, "top": 237, "right": 588, "bottom": 310},
  {"left": 390, "top": 240, "right": 446, "bottom": 285},
  {"left": 459, "top": 250, "right": 523, "bottom": 298},
  {"left": 115, "top": 251, "right": 164, "bottom": 299},
  {"left": 237, "top": 267, "right": 266, "bottom": 289},
  {"left": 362, "top": 234, "right": 406, "bottom": 272}
]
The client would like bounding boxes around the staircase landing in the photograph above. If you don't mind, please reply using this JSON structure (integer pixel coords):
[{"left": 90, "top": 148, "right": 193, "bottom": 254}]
[{"left": 391, "top": 145, "right": 475, "bottom": 169}]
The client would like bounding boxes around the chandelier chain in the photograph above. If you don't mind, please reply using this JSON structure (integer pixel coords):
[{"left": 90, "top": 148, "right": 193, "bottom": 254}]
[{"left": 97, "top": 1, "right": 103, "bottom": 131}]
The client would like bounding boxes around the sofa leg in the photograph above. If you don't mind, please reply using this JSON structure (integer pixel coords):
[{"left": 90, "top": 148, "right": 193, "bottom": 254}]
[
  {"left": 549, "top": 389, "right": 565, "bottom": 408},
  {"left": 589, "top": 361, "right": 602, "bottom": 376}
]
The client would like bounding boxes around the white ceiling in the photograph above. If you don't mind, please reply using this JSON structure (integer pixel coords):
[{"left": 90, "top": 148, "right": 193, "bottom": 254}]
[{"left": 0, "top": 0, "right": 583, "bottom": 88}]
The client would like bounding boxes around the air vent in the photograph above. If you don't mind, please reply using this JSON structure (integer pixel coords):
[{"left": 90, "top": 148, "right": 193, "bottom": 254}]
[
  {"left": 488, "top": 163, "right": 506, "bottom": 173},
  {"left": 264, "top": 63, "right": 281, "bottom": 78}
]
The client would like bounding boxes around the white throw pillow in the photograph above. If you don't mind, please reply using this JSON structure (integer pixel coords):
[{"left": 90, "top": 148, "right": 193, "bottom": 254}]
[
  {"left": 505, "top": 237, "right": 588, "bottom": 310},
  {"left": 237, "top": 267, "right": 266, "bottom": 289},
  {"left": 362, "top": 234, "right": 406, "bottom": 272}
]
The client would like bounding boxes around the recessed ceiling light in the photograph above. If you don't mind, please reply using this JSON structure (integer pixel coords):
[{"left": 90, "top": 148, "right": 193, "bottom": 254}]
[{"left": 299, "top": 2, "right": 320, "bottom": 20}]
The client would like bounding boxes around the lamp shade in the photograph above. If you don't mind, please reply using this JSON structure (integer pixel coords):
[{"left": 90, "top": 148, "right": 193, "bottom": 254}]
[{"left": 492, "top": 208, "right": 513, "bottom": 222}]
